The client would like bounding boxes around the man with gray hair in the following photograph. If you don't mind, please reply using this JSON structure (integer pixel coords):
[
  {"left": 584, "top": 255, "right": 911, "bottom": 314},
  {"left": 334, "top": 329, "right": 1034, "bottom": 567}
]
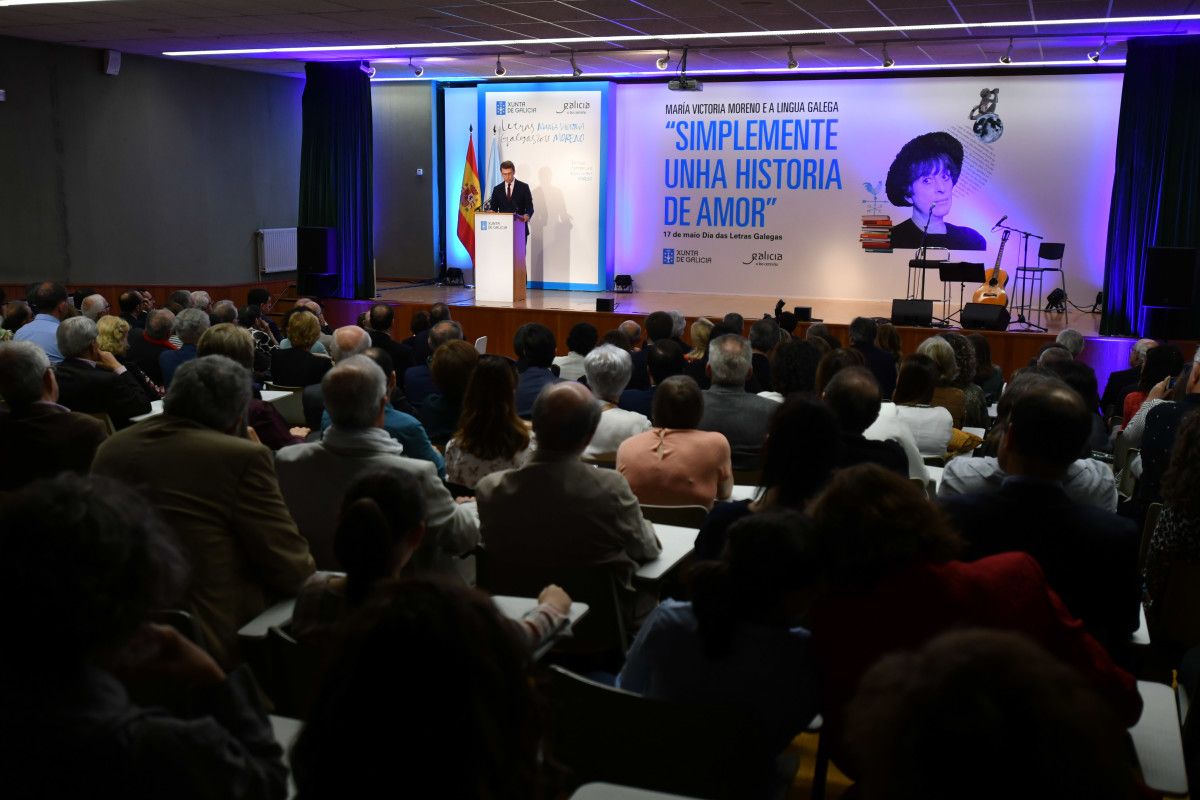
[
  {"left": 159, "top": 307, "right": 210, "bottom": 387},
  {"left": 210, "top": 299, "right": 238, "bottom": 325},
  {"left": 92, "top": 356, "right": 315, "bottom": 666},
  {"left": 125, "top": 307, "right": 177, "bottom": 384},
  {"left": 0, "top": 341, "right": 107, "bottom": 489},
  {"left": 403, "top": 318, "right": 464, "bottom": 405},
  {"left": 1056, "top": 328, "right": 1085, "bottom": 358},
  {"left": 619, "top": 320, "right": 643, "bottom": 350},
  {"left": 276, "top": 355, "right": 480, "bottom": 575},
  {"left": 303, "top": 324, "right": 373, "bottom": 430},
  {"left": 697, "top": 333, "right": 780, "bottom": 470},
  {"left": 582, "top": 344, "right": 651, "bottom": 460},
  {"left": 476, "top": 381, "right": 661, "bottom": 597},
  {"left": 79, "top": 293, "right": 110, "bottom": 322},
  {"left": 190, "top": 290, "right": 212, "bottom": 313},
  {"left": 53, "top": 316, "right": 152, "bottom": 429}
]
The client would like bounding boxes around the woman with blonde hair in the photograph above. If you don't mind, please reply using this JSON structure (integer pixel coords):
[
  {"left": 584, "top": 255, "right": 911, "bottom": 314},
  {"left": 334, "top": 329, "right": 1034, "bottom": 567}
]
[
  {"left": 270, "top": 310, "right": 331, "bottom": 387},
  {"left": 96, "top": 314, "right": 162, "bottom": 400},
  {"left": 917, "top": 335, "right": 966, "bottom": 428},
  {"left": 686, "top": 317, "right": 714, "bottom": 362}
]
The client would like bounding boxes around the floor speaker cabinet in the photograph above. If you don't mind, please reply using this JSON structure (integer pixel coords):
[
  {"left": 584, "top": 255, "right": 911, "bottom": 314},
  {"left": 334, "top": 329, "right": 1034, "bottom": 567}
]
[
  {"left": 1143, "top": 306, "right": 1200, "bottom": 340},
  {"left": 596, "top": 298, "right": 615, "bottom": 312},
  {"left": 298, "top": 227, "right": 338, "bottom": 296},
  {"left": 961, "top": 303, "right": 1011, "bottom": 331},
  {"left": 890, "top": 299, "right": 933, "bottom": 327},
  {"left": 1143, "top": 247, "right": 1199, "bottom": 307}
]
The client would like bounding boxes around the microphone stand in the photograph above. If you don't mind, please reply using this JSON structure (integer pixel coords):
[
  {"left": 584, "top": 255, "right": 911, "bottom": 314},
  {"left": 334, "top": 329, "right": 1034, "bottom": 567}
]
[
  {"left": 913, "top": 204, "right": 951, "bottom": 327},
  {"left": 995, "top": 222, "right": 1046, "bottom": 332}
]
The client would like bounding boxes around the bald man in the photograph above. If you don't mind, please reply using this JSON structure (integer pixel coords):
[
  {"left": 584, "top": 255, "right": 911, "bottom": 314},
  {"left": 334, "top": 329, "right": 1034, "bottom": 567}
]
[{"left": 475, "top": 382, "right": 661, "bottom": 593}]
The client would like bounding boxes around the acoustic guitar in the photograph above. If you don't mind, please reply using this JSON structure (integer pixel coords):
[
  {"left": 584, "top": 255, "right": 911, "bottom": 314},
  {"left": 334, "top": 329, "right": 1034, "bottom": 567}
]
[{"left": 972, "top": 229, "right": 1011, "bottom": 306}]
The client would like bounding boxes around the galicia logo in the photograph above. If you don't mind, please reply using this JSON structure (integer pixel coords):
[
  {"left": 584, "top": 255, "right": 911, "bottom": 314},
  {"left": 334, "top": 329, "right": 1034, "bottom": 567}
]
[
  {"left": 662, "top": 249, "right": 675, "bottom": 265},
  {"left": 495, "top": 101, "right": 507, "bottom": 116},
  {"left": 742, "top": 251, "right": 783, "bottom": 266},
  {"left": 556, "top": 100, "right": 592, "bottom": 114}
]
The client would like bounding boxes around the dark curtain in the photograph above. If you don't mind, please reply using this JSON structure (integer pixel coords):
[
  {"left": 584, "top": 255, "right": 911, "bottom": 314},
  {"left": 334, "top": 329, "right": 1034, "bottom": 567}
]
[
  {"left": 1101, "top": 36, "right": 1200, "bottom": 336},
  {"left": 299, "top": 62, "right": 374, "bottom": 300}
]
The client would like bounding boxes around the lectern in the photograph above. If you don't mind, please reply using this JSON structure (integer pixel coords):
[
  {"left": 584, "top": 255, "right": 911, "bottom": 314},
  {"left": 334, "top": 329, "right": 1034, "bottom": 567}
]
[{"left": 474, "top": 213, "right": 527, "bottom": 303}]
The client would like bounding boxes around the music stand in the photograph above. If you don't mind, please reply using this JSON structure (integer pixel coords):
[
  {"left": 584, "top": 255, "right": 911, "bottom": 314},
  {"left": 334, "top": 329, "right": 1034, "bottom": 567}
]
[{"left": 939, "top": 261, "right": 987, "bottom": 324}]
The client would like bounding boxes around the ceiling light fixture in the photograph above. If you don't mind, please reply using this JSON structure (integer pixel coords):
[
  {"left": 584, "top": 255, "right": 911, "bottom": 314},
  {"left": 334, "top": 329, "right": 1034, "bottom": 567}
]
[
  {"left": 999, "top": 38, "right": 1014, "bottom": 63},
  {"left": 359, "top": 60, "right": 376, "bottom": 77},
  {"left": 1088, "top": 35, "right": 1109, "bottom": 62},
  {"left": 409, "top": 57, "right": 423, "bottom": 77},
  {"left": 163, "top": 13, "right": 1200, "bottom": 57},
  {"left": 882, "top": 42, "right": 894, "bottom": 67},
  {"left": 786, "top": 45, "right": 797, "bottom": 69},
  {"left": 570, "top": 51, "right": 582, "bottom": 77},
  {"left": 656, "top": 51, "right": 670, "bottom": 70},
  {"left": 494, "top": 56, "right": 506, "bottom": 77},
  {"left": 0, "top": 0, "right": 119, "bottom": 5}
]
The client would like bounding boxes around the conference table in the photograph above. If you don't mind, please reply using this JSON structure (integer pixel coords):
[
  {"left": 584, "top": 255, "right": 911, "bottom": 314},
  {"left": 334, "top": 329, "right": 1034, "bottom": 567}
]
[
  {"left": 131, "top": 389, "right": 293, "bottom": 422},
  {"left": 635, "top": 524, "right": 698, "bottom": 582}
]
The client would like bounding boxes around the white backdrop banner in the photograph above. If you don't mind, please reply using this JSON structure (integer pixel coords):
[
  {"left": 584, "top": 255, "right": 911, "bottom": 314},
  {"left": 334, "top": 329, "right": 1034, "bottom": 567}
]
[
  {"left": 480, "top": 82, "right": 612, "bottom": 290},
  {"left": 612, "top": 74, "right": 1123, "bottom": 303}
]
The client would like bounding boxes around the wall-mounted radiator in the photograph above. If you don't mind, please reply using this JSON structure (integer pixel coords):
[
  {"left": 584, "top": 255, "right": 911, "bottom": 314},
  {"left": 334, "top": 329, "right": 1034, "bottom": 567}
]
[{"left": 256, "top": 228, "right": 298, "bottom": 274}]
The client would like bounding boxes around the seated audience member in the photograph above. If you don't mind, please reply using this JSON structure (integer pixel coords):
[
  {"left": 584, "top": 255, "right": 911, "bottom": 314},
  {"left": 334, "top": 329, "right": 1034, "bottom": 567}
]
[
  {"left": 269, "top": 310, "right": 331, "bottom": 387},
  {"left": 97, "top": 314, "right": 162, "bottom": 400},
  {"left": 619, "top": 319, "right": 643, "bottom": 349},
  {"left": 695, "top": 397, "right": 841, "bottom": 560},
  {"left": 683, "top": 321, "right": 737, "bottom": 390},
  {"left": 553, "top": 322, "right": 598, "bottom": 382},
  {"left": 79, "top": 293, "right": 109, "bottom": 322},
  {"left": 410, "top": 301, "right": 451, "bottom": 364},
  {"left": 1137, "top": 352, "right": 1200, "bottom": 505},
  {"left": 968, "top": 332, "right": 1004, "bottom": 404},
  {"left": 292, "top": 470, "right": 569, "bottom": 645},
  {"left": 159, "top": 308, "right": 210, "bottom": 388},
  {"left": 1054, "top": 360, "right": 1110, "bottom": 453},
  {"left": 1122, "top": 364, "right": 1189, "bottom": 451},
  {"left": 748, "top": 316, "right": 779, "bottom": 392},
  {"left": 938, "top": 372, "right": 1118, "bottom": 511},
  {"left": 126, "top": 308, "right": 178, "bottom": 384},
  {"left": 1125, "top": 343, "right": 1184, "bottom": 425},
  {"left": 619, "top": 511, "right": 819, "bottom": 752},
  {"left": 1037, "top": 343, "right": 1074, "bottom": 372},
  {"left": 117, "top": 289, "right": 147, "bottom": 330},
  {"left": 759, "top": 338, "right": 819, "bottom": 402},
  {"left": 885, "top": 354, "right": 954, "bottom": 455},
  {"left": 582, "top": 344, "right": 652, "bottom": 460},
  {"left": 722, "top": 312, "right": 744, "bottom": 334},
  {"left": 0, "top": 342, "right": 107, "bottom": 489},
  {"left": 0, "top": 475, "right": 288, "bottom": 798},
  {"left": 91, "top": 356, "right": 315, "bottom": 666},
  {"left": 197, "top": 323, "right": 305, "bottom": 450},
  {"left": 292, "top": 579, "right": 555, "bottom": 799},
  {"left": 476, "top": 382, "right": 662, "bottom": 592},
  {"left": 806, "top": 321, "right": 841, "bottom": 351},
  {"left": 942, "top": 332, "right": 988, "bottom": 427},
  {"left": 2, "top": 299, "right": 33, "bottom": 341},
  {"left": 276, "top": 306, "right": 328, "bottom": 356},
  {"left": 277, "top": 355, "right": 478, "bottom": 574},
  {"left": 845, "top": 629, "right": 1139, "bottom": 800},
  {"left": 875, "top": 321, "right": 902, "bottom": 368},
  {"left": 296, "top": 297, "right": 334, "bottom": 349},
  {"left": 697, "top": 334, "right": 780, "bottom": 471},
  {"left": 237, "top": 304, "right": 276, "bottom": 377},
  {"left": 13, "top": 281, "right": 70, "bottom": 363},
  {"left": 940, "top": 383, "right": 1139, "bottom": 651},
  {"left": 618, "top": 338, "right": 686, "bottom": 420},
  {"left": 364, "top": 303, "right": 413, "bottom": 378},
  {"left": 246, "top": 287, "right": 281, "bottom": 341},
  {"left": 915, "top": 335, "right": 966, "bottom": 426},
  {"left": 822, "top": 366, "right": 909, "bottom": 476},
  {"left": 403, "top": 309, "right": 430, "bottom": 350},
  {"left": 808, "top": 465, "right": 1142, "bottom": 775},
  {"left": 1057, "top": 327, "right": 1086, "bottom": 358},
  {"left": 419, "top": 339, "right": 478, "bottom": 446},
  {"left": 617, "top": 375, "right": 732, "bottom": 508},
  {"left": 302, "top": 324, "right": 373, "bottom": 430},
  {"left": 670, "top": 310, "right": 689, "bottom": 346},
  {"left": 319, "top": 347, "right": 445, "bottom": 478},
  {"left": 53, "top": 316, "right": 152, "bottom": 429},
  {"left": 848, "top": 316, "right": 896, "bottom": 400},
  {"left": 210, "top": 298, "right": 238, "bottom": 325},
  {"left": 1102, "top": 338, "right": 1157, "bottom": 419},
  {"left": 1143, "top": 413, "right": 1200, "bottom": 605},
  {"left": 644, "top": 309, "right": 675, "bottom": 346},
  {"left": 814, "top": 346, "right": 864, "bottom": 393},
  {"left": 445, "top": 355, "right": 533, "bottom": 488},
  {"left": 190, "top": 290, "right": 212, "bottom": 314},
  {"left": 514, "top": 323, "right": 560, "bottom": 418},
  {"left": 403, "top": 319, "right": 463, "bottom": 405}
]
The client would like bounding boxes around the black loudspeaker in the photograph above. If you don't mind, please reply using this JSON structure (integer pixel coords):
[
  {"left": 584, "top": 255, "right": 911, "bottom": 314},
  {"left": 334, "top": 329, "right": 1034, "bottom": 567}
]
[
  {"left": 1143, "top": 307, "right": 1200, "bottom": 340},
  {"left": 596, "top": 298, "right": 615, "bottom": 312},
  {"left": 1143, "top": 247, "right": 1199, "bottom": 307},
  {"left": 298, "top": 227, "right": 337, "bottom": 296},
  {"left": 962, "top": 302, "right": 1011, "bottom": 331},
  {"left": 890, "top": 299, "right": 933, "bottom": 327},
  {"left": 793, "top": 306, "right": 812, "bottom": 322}
]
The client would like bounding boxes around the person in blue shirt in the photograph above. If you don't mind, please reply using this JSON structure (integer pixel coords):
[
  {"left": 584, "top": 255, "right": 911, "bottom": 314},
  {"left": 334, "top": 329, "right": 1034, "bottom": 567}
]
[{"left": 13, "top": 282, "right": 71, "bottom": 364}]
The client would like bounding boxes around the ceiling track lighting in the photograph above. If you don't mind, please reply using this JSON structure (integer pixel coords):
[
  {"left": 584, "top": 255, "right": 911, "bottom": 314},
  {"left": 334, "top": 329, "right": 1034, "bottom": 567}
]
[
  {"left": 656, "top": 50, "right": 670, "bottom": 70},
  {"left": 570, "top": 51, "right": 582, "bottom": 77},
  {"left": 409, "top": 56, "right": 423, "bottom": 77},
  {"left": 999, "top": 37, "right": 1014, "bottom": 64},
  {"left": 494, "top": 56, "right": 506, "bottom": 77},
  {"left": 1088, "top": 35, "right": 1109, "bottom": 62},
  {"left": 786, "top": 44, "right": 797, "bottom": 69},
  {"left": 882, "top": 42, "right": 894, "bottom": 67}
]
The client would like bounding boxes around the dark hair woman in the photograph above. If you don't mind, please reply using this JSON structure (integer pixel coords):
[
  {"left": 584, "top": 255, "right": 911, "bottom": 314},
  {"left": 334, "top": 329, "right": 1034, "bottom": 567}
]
[
  {"left": 1144, "top": 413, "right": 1200, "bottom": 605},
  {"left": 445, "top": 355, "right": 533, "bottom": 488},
  {"left": 967, "top": 332, "right": 1004, "bottom": 405},
  {"left": 1124, "top": 343, "right": 1184, "bottom": 425},
  {"left": 887, "top": 353, "right": 954, "bottom": 456}
]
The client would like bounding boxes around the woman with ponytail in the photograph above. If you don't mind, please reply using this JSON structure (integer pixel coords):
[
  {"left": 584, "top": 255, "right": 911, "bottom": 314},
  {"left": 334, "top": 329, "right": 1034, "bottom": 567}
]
[{"left": 616, "top": 511, "right": 820, "bottom": 750}]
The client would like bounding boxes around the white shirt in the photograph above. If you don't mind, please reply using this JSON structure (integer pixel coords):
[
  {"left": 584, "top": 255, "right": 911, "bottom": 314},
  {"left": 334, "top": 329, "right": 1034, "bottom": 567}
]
[
  {"left": 937, "top": 455, "right": 1118, "bottom": 512},
  {"left": 552, "top": 352, "right": 587, "bottom": 382},
  {"left": 584, "top": 406, "right": 652, "bottom": 459},
  {"left": 888, "top": 402, "right": 954, "bottom": 456},
  {"left": 864, "top": 410, "right": 929, "bottom": 482}
]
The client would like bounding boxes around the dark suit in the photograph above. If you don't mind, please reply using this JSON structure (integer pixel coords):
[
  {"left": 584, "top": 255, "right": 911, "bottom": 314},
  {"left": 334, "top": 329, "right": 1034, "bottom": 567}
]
[
  {"left": 619, "top": 387, "right": 655, "bottom": 422},
  {"left": 270, "top": 347, "right": 331, "bottom": 388},
  {"left": 126, "top": 330, "right": 176, "bottom": 385},
  {"left": 487, "top": 179, "right": 534, "bottom": 225},
  {"left": 516, "top": 367, "right": 559, "bottom": 419},
  {"left": 403, "top": 364, "right": 438, "bottom": 407},
  {"left": 0, "top": 402, "right": 107, "bottom": 490},
  {"left": 1101, "top": 365, "right": 1141, "bottom": 419},
  {"left": 698, "top": 384, "right": 778, "bottom": 471},
  {"left": 54, "top": 358, "right": 152, "bottom": 429},
  {"left": 941, "top": 478, "right": 1140, "bottom": 651},
  {"left": 837, "top": 433, "right": 908, "bottom": 476},
  {"left": 368, "top": 329, "right": 413, "bottom": 374},
  {"left": 853, "top": 342, "right": 898, "bottom": 400}
]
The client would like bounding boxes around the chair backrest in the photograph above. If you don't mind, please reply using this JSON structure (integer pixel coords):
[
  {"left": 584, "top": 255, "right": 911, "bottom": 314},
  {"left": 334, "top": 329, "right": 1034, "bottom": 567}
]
[
  {"left": 1139, "top": 502, "right": 1164, "bottom": 572},
  {"left": 476, "top": 553, "right": 630, "bottom": 656},
  {"left": 1038, "top": 242, "right": 1066, "bottom": 263},
  {"left": 474, "top": 335, "right": 488, "bottom": 354},
  {"left": 545, "top": 665, "right": 781, "bottom": 799},
  {"left": 1149, "top": 561, "right": 1200, "bottom": 648},
  {"left": 263, "top": 624, "right": 325, "bottom": 719},
  {"left": 639, "top": 504, "right": 709, "bottom": 529}
]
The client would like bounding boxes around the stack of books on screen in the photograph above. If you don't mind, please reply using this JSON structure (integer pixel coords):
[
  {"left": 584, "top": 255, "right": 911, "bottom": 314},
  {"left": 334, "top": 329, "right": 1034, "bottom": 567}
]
[{"left": 860, "top": 215, "right": 893, "bottom": 252}]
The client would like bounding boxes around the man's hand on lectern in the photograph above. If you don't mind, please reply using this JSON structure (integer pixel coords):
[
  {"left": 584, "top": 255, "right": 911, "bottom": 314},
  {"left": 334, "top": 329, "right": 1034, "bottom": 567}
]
[{"left": 521, "top": 214, "right": 530, "bottom": 222}]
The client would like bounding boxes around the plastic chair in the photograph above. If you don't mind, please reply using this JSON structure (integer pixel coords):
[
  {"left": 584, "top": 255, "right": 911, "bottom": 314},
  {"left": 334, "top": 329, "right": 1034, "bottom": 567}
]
[
  {"left": 546, "top": 665, "right": 797, "bottom": 800},
  {"left": 1037, "top": 242, "right": 1069, "bottom": 321},
  {"left": 639, "top": 504, "right": 709, "bottom": 529}
]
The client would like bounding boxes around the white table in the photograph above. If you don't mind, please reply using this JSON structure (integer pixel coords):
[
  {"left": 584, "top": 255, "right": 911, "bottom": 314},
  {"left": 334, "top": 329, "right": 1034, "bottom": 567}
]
[
  {"left": 131, "top": 389, "right": 293, "bottom": 422},
  {"left": 727, "top": 485, "right": 758, "bottom": 502},
  {"left": 571, "top": 784, "right": 701, "bottom": 800},
  {"left": 1129, "top": 680, "right": 1188, "bottom": 796},
  {"left": 963, "top": 426, "right": 986, "bottom": 440},
  {"left": 635, "top": 524, "right": 697, "bottom": 581}
]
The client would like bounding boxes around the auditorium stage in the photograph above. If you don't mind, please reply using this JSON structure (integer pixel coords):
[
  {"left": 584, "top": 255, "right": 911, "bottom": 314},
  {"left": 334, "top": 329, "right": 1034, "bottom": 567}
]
[{"left": 319, "top": 280, "right": 1138, "bottom": 383}]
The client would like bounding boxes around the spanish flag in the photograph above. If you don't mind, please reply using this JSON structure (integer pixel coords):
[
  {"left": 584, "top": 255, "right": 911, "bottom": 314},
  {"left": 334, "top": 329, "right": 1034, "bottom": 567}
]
[{"left": 457, "top": 127, "right": 482, "bottom": 262}]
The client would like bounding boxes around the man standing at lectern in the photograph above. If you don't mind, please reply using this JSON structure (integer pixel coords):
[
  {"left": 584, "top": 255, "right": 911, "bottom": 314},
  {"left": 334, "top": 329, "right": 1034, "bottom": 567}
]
[{"left": 488, "top": 160, "right": 534, "bottom": 236}]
